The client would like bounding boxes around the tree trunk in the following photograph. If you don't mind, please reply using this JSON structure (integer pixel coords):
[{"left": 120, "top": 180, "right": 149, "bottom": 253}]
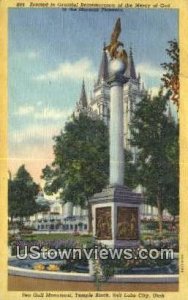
[
  {"left": 156, "top": 196, "right": 163, "bottom": 236},
  {"left": 88, "top": 201, "right": 93, "bottom": 234}
]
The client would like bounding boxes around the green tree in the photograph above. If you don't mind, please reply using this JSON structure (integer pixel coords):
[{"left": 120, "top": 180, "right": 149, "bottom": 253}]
[
  {"left": 42, "top": 114, "right": 109, "bottom": 232},
  {"left": 42, "top": 113, "right": 137, "bottom": 232},
  {"left": 8, "top": 165, "right": 39, "bottom": 221},
  {"left": 161, "top": 40, "right": 179, "bottom": 109},
  {"left": 124, "top": 150, "right": 138, "bottom": 189},
  {"left": 163, "top": 119, "right": 179, "bottom": 218},
  {"left": 131, "top": 91, "right": 179, "bottom": 234}
]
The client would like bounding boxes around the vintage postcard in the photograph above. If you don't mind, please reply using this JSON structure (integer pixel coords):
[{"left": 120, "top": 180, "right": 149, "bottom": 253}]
[{"left": 0, "top": 0, "right": 188, "bottom": 299}]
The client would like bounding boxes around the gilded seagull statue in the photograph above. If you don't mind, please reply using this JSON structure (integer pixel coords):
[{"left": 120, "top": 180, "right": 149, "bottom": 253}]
[{"left": 104, "top": 18, "right": 128, "bottom": 66}]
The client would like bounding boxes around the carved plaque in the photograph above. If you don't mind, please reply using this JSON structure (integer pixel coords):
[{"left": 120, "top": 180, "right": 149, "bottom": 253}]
[
  {"left": 96, "top": 207, "right": 112, "bottom": 240},
  {"left": 117, "top": 207, "right": 139, "bottom": 240}
]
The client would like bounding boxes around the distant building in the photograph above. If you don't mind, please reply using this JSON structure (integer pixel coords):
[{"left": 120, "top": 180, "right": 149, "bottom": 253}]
[
  {"left": 74, "top": 80, "right": 95, "bottom": 119},
  {"left": 74, "top": 47, "right": 147, "bottom": 151},
  {"left": 27, "top": 193, "right": 88, "bottom": 233}
]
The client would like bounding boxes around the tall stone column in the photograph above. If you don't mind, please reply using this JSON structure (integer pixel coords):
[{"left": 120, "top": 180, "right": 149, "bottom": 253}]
[
  {"left": 108, "top": 61, "right": 126, "bottom": 186},
  {"left": 89, "top": 18, "right": 142, "bottom": 248}
]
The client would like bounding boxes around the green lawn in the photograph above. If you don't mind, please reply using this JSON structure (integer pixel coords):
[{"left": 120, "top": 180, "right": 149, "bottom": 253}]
[{"left": 21, "top": 233, "right": 93, "bottom": 245}]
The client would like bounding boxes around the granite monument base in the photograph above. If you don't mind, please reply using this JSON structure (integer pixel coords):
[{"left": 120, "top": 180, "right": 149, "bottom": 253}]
[{"left": 89, "top": 185, "right": 142, "bottom": 248}]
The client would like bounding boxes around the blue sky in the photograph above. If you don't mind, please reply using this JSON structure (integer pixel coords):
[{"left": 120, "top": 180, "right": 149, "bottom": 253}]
[{"left": 8, "top": 8, "right": 178, "bottom": 182}]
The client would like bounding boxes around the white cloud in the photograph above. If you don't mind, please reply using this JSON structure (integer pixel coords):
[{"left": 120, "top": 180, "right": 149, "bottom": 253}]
[
  {"left": 35, "top": 107, "right": 72, "bottom": 120},
  {"left": 137, "top": 62, "right": 162, "bottom": 78},
  {"left": 10, "top": 124, "right": 61, "bottom": 144},
  {"left": 15, "top": 105, "right": 35, "bottom": 116},
  {"left": 36, "top": 101, "right": 42, "bottom": 106},
  {"left": 14, "top": 50, "right": 40, "bottom": 60},
  {"left": 11, "top": 105, "right": 72, "bottom": 144},
  {"left": 34, "top": 57, "right": 97, "bottom": 82},
  {"left": 14, "top": 105, "right": 72, "bottom": 121},
  {"left": 27, "top": 51, "right": 40, "bottom": 59}
]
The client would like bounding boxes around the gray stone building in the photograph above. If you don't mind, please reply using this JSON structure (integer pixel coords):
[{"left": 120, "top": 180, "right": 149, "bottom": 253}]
[
  {"left": 74, "top": 46, "right": 147, "bottom": 152},
  {"left": 73, "top": 46, "right": 172, "bottom": 221}
]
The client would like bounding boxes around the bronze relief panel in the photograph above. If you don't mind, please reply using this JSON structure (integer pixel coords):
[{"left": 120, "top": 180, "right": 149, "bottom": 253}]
[
  {"left": 117, "top": 207, "right": 139, "bottom": 240},
  {"left": 96, "top": 207, "right": 112, "bottom": 240}
]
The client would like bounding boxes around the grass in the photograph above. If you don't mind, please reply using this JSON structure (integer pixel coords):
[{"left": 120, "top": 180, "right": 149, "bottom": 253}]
[
  {"left": 21, "top": 233, "right": 93, "bottom": 245},
  {"left": 21, "top": 231, "right": 178, "bottom": 243},
  {"left": 141, "top": 231, "right": 178, "bottom": 241}
]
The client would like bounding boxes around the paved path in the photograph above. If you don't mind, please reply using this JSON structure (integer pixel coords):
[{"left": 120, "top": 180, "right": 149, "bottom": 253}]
[{"left": 8, "top": 275, "right": 178, "bottom": 291}]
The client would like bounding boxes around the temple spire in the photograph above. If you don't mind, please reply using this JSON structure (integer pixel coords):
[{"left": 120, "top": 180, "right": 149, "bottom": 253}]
[
  {"left": 125, "top": 47, "right": 137, "bottom": 80},
  {"left": 97, "top": 45, "right": 109, "bottom": 85},
  {"left": 79, "top": 80, "right": 88, "bottom": 108}
]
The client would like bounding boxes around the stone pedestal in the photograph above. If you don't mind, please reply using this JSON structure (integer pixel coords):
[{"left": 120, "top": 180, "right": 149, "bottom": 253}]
[{"left": 90, "top": 185, "right": 142, "bottom": 248}]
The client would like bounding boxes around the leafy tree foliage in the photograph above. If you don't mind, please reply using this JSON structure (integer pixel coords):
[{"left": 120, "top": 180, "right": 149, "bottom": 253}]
[
  {"left": 131, "top": 91, "right": 179, "bottom": 234},
  {"left": 124, "top": 150, "right": 138, "bottom": 189},
  {"left": 42, "top": 114, "right": 109, "bottom": 207},
  {"left": 8, "top": 165, "right": 39, "bottom": 220},
  {"left": 161, "top": 40, "right": 179, "bottom": 109},
  {"left": 42, "top": 114, "right": 137, "bottom": 231}
]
